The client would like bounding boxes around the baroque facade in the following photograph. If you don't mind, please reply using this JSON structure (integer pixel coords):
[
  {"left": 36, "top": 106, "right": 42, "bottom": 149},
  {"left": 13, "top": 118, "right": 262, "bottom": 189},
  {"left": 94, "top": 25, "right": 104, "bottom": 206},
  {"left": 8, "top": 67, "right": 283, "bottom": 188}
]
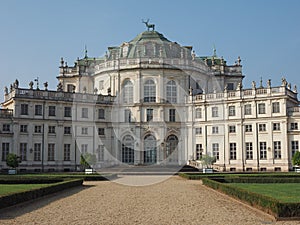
[{"left": 0, "top": 29, "right": 299, "bottom": 172}]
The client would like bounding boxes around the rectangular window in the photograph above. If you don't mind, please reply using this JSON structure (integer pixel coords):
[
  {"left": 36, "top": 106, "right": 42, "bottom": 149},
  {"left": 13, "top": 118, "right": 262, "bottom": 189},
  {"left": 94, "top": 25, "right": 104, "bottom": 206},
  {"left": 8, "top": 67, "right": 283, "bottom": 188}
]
[
  {"left": 245, "top": 124, "right": 252, "bottom": 132},
  {"left": 228, "top": 106, "right": 236, "bottom": 116},
  {"left": 64, "top": 107, "right": 72, "bottom": 117},
  {"left": 125, "top": 109, "right": 131, "bottom": 123},
  {"left": 244, "top": 104, "right": 252, "bottom": 115},
  {"left": 258, "top": 103, "right": 266, "bottom": 114},
  {"left": 273, "top": 123, "right": 280, "bottom": 131},
  {"left": 1, "top": 143, "right": 9, "bottom": 161},
  {"left": 34, "top": 125, "right": 42, "bottom": 133},
  {"left": 34, "top": 143, "right": 41, "bottom": 161},
  {"left": 291, "top": 123, "right": 298, "bottom": 130},
  {"left": 98, "top": 128, "right": 105, "bottom": 136},
  {"left": 48, "top": 144, "right": 55, "bottom": 161},
  {"left": 21, "top": 104, "right": 28, "bottom": 115},
  {"left": 48, "top": 106, "right": 56, "bottom": 116},
  {"left": 35, "top": 105, "right": 43, "bottom": 116},
  {"left": 229, "top": 125, "right": 236, "bottom": 133},
  {"left": 291, "top": 141, "right": 299, "bottom": 157},
  {"left": 259, "top": 142, "right": 267, "bottom": 159},
  {"left": 64, "top": 127, "right": 71, "bottom": 134},
  {"left": 20, "top": 143, "right": 27, "bottom": 161},
  {"left": 169, "top": 109, "right": 176, "bottom": 122},
  {"left": 146, "top": 109, "right": 153, "bottom": 122},
  {"left": 82, "top": 108, "right": 88, "bottom": 118},
  {"left": 67, "top": 84, "right": 75, "bottom": 92},
  {"left": 48, "top": 126, "right": 56, "bottom": 134},
  {"left": 212, "top": 126, "right": 219, "bottom": 134},
  {"left": 195, "top": 127, "right": 202, "bottom": 135},
  {"left": 64, "top": 144, "right": 71, "bottom": 161},
  {"left": 227, "top": 83, "right": 234, "bottom": 90},
  {"left": 82, "top": 127, "right": 88, "bottom": 135},
  {"left": 195, "top": 108, "right": 202, "bottom": 119},
  {"left": 274, "top": 141, "right": 281, "bottom": 159},
  {"left": 98, "top": 145, "right": 104, "bottom": 161},
  {"left": 212, "top": 143, "right": 219, "bottom": 160},
  {"left": 272, "top": 102, "right": 280, "bottom": 113},
  {"left": 20, "top": 125, "right": 28, "bottom": 133},
  {"left": 230, "top": 143, "right": 237, "bottom": 160},
  {"left": 259, "top": 124, "right": 266, "bottom": 132},
  {"left": 212, "top": 107, "right": 218, "bottom": 117},
  {"left": 246, "top": 142, "right": 253, "bottom": 160},
  {"left": 81, "top": 144, "right": 88, "bottom": 154},
  {"left": 196, "top": 144, "right": 202, "bottom": 160},
  {"left": 98, "top": 108, "right": 105, "bottom": 119},
  {"left": 99, "top": 80, "right": 104, "bottom": 90},
  {"left": 2, "top": 124, "right": 10, "bottom": 132}
]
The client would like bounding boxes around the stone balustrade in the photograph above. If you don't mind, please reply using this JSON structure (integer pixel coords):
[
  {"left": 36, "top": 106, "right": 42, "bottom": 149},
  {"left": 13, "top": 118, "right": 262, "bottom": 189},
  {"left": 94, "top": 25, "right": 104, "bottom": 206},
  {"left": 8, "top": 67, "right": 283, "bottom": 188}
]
[{"left": 4, "top": 88, "right": 115, "bottom": 104}]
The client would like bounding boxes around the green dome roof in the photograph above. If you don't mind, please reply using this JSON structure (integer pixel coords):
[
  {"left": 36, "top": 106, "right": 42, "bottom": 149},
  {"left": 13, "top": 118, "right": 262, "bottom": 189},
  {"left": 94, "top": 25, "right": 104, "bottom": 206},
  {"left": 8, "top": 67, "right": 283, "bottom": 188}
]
[{"left": 107, "top": 31, "right": 193, "bottom": 60}]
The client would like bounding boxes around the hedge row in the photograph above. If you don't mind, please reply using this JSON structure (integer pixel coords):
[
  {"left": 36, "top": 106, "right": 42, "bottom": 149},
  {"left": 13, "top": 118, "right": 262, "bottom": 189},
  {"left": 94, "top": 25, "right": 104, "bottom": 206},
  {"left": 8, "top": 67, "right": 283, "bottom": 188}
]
[
  {"left": 0, "top": 178, "right": 64, "bottom": 184},
  {"left": 178, "top": 173, "right": 223, "bottom": 180},
  {"left": 0, "top": 179, "right": 83, "bottom": 210},
  {"left": 0, "top": 174, "right": 117, "bottom": 182},
  {"left": 202, "top": 178, "right": 300, "bottom": 219},
  {"left": 213, "top": 177, "right": 300, "bottom": 184}
]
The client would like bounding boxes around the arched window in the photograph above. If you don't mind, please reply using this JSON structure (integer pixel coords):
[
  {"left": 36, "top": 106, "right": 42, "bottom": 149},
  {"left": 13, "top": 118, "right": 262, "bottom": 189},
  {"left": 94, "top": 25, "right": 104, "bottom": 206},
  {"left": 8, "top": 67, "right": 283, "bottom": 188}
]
[
  {"left": 165, "top": 135, "right": 179, "bottom": 163},
  {"left": 122, "top": 135, "right": 134, "bottom": 164},
  {"left": 144, "top": 134, "right": 157, "bottom": 164},
  {"left": 166, "top": 80, "right": 177, "bottom": 103},
  {"left": 195, "top": 108, "right": 202, "bottom": 119},
  {"left": 144, "top": 80, "right": 156, "bottom": 102},
  {"left": 123, "top": 80, "right": 133, "bottom": 103}
]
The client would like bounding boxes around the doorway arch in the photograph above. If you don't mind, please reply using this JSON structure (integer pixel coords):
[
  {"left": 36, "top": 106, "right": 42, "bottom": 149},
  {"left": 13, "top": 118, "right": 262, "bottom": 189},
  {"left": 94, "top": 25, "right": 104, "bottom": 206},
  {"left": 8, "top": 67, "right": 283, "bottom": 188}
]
[
  {"left": 121, "top": 135, "right": 134, "bottom": 164},
  {"left": 144, "top": 134, "right": 157, "bottom": 164}
]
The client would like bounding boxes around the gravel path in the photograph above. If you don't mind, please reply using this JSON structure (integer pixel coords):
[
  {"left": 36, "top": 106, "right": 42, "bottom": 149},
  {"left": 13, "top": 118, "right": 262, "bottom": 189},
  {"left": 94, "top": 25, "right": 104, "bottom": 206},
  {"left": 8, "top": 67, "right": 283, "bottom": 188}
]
[{"left": 0, "top": 176, "right": 298, "bottom": 225}]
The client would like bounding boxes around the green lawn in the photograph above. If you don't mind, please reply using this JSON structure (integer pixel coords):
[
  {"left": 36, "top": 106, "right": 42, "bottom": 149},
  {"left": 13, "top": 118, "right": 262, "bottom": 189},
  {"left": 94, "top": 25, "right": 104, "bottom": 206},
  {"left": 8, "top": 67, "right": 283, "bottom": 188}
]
[
  {"left": 0, "top": 184, "right": 51, "bottom": 196},
  {"left": 228, "top": 183, "right": 300, "bottom": 203}
]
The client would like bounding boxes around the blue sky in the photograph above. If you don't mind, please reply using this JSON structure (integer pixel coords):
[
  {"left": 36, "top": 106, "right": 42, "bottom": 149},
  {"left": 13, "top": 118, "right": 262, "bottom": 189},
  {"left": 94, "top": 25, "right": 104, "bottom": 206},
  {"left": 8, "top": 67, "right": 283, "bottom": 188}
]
[{"left": 1, "top": 0, "right": 300, "bottom": 100}]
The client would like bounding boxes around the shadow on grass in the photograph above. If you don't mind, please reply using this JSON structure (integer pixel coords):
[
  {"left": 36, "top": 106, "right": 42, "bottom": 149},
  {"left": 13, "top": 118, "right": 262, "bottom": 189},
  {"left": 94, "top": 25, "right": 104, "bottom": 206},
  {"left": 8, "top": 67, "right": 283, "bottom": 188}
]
[{"left": 0, "top": 184, "right": 95, "bottom": 219}]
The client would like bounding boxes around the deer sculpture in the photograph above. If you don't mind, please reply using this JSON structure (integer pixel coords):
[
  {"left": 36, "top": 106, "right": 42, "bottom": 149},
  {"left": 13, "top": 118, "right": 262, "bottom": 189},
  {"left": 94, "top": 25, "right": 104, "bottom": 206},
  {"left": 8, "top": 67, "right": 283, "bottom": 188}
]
[{"left": 142, "top": 19, "right": 155, "bottom": 31}]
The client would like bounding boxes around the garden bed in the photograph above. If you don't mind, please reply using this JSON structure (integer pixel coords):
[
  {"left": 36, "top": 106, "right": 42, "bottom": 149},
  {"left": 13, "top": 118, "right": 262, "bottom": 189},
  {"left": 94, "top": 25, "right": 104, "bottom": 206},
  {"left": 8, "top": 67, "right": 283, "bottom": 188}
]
[
  {"left": 202, "top": 177, "right": 300, "bottom": 219},
  {"left": 0, "top": 178, "right": 83, "bottom": 209}
]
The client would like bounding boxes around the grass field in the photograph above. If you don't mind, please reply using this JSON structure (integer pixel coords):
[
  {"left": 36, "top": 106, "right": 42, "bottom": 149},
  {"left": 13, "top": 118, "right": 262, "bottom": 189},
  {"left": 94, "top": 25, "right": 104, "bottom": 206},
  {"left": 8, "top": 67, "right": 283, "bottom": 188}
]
[
  {"left": 228, "top": 183, "right": 300, "bottom": 203},
  {"left": 0, "top": 184, "right": 52, "bottom": 196}
]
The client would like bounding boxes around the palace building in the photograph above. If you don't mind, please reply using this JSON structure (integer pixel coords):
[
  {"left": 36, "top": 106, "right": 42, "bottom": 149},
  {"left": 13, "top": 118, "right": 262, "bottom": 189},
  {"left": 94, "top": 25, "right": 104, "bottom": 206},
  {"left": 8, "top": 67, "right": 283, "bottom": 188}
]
[{"left": 0, "top": 28, "right": 299, "bottom": 172}]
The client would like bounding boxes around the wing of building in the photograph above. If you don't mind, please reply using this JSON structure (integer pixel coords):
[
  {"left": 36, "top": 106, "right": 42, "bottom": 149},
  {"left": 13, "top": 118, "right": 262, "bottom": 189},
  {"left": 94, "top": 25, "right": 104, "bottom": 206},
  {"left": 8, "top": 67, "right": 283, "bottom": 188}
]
[{"left": 1, "top": 29, "right": 299, "bottom": 172}]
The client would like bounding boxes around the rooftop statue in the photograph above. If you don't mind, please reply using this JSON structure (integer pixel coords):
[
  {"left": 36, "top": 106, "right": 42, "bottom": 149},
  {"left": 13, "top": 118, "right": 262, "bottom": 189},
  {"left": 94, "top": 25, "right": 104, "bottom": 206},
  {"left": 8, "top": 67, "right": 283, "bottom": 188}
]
[{"left": 142, "top": 19, "right": 155, "bottom": 31}]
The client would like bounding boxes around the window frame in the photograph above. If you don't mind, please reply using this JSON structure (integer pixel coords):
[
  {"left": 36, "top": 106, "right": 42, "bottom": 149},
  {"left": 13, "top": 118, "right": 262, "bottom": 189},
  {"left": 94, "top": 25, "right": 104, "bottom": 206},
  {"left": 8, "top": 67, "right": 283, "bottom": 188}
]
[
  {"left": 228, "top": 106, "right": 236, "bottom": 116},
  {"left": 48, "top": 106, "right": 56, "bottom": 116}
]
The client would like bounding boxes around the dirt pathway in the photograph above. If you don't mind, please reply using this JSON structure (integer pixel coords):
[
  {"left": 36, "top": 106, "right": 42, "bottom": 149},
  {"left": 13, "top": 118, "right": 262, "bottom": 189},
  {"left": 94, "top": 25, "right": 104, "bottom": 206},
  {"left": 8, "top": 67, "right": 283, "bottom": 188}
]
[{"left": 0, "top": 176, "right": 298, "bottom": 225}]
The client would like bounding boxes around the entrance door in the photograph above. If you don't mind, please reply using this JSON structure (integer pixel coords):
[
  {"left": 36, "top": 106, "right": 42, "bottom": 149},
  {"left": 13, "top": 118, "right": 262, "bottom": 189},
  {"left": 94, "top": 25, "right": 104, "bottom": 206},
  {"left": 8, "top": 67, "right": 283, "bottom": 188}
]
[
  {"left": 122, "top": 135, "right": 134, "bottom": 164},
  {"left": 166, "top": 135, "right": 178, "bottom": 163},
  {"left": 144, "top": 134, "right": 157, "bottom": 164}
]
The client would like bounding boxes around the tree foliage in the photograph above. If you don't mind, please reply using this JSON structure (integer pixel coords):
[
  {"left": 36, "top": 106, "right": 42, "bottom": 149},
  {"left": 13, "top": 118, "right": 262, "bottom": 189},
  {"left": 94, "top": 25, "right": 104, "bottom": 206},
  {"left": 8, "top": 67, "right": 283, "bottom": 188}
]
[
  {"left": 6, "top": 153, "right": 21, "bottom": 169},
  {"left": 80, "top": 153, "right": 97, "bottom": 169},
  {"left": 292, "top": 151, "right": 300, "bottom": 167},
  {"left": 201, "top": 154, "right": 216, "bottom": 168}
]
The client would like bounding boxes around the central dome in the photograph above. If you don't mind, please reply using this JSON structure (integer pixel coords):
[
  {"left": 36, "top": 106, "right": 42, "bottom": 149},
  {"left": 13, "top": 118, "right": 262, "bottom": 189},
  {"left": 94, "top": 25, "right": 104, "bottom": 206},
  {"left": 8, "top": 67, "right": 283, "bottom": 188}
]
[{"left": 115, "top": 31, "right": 193, "bottom": 59}]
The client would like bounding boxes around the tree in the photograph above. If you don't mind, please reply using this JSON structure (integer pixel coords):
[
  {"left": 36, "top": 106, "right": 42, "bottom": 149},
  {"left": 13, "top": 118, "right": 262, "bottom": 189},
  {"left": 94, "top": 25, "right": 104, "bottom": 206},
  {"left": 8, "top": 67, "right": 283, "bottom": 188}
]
[
  {"left": 292, "top": 151, "right": 300, "bottom": 167},
  {"left": 80, "top": 153, "right": 97, "bottom": 169},
  {"left": 200, "top": 154, "right": 216, "bottom": 169},
  {"left": 6, "top": 153, "right": 21, "bottom": 169}
]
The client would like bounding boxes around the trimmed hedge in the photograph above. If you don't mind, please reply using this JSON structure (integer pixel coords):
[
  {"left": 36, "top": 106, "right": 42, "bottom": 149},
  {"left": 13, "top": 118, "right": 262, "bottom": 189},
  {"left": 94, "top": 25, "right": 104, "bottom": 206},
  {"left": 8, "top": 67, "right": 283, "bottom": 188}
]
[
  {"left": 0, "top": 174, "right": 117, "bottom": 181},
  {"left": 213, "top": 177, "right": 300, "bottom": 184},
  {"left": 178, "top": 173, "right": 224, "bottom": 180},
  {"left": 202, "top": 178, "right": 300, "bottom": 219},
  {"left": 0, "top": 178, "right": 64, "bottom": 184},
  {"left": 0, "top": 179, "right": 83, "bottom": 209}
]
